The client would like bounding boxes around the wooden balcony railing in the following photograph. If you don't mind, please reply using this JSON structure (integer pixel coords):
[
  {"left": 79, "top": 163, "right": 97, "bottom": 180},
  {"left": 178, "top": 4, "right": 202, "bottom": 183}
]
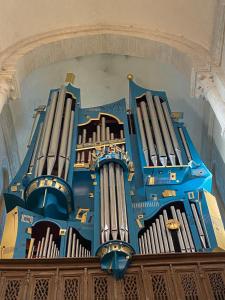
[{"left": 1, "top": 252, "right": 225, "bottom": 299}]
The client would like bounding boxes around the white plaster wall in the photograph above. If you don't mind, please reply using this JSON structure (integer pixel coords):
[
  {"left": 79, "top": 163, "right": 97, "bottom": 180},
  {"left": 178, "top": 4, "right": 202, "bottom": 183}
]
[
  {"left": 11, "top": 54, "right": 204, "bottom": 162},
  {"left": 0, "top": 0, "right": 216, "bottom": 53}
]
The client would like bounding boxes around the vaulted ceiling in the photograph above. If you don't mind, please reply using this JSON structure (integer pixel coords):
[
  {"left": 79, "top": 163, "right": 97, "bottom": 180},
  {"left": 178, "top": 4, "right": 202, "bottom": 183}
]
[{"left": 0, "top": 0, "right": 217, "bottom": 53}]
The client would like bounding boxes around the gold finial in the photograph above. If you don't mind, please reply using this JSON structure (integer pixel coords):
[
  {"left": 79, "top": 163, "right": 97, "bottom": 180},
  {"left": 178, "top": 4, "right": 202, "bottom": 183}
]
[
  {"left": 65, "top": 73, "right": 75, "bottom": 84},
  {"left": 127, "top": 73, "right": 134, "bottom": 81}
]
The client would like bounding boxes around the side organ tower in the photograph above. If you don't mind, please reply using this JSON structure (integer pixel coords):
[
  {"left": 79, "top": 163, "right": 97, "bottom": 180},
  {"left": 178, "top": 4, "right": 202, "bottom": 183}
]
[{"left": 1, "top": 73, "right": 225, "bottom": 279}]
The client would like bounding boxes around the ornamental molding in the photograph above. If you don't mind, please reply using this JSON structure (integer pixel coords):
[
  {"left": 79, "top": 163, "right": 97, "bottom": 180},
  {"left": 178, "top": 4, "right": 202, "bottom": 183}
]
[
  {"left": 195, "top": 70, "right": 225, "bottom": 137},
  {"left": 210, "top": 0, "right": 225, "bottom": 66},
  {"left": 0, "top": 25, "right": 210, "bottom": 83}
]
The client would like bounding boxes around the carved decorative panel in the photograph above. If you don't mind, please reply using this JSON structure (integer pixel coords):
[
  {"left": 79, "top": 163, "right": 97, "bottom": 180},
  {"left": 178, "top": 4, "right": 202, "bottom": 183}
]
[
  {"left": 122, "top": 274, "right": 139, "bottom": 300},
  {"left": 151, "top": 274, "right": 168, "bottom": 299},
  {"left": 93, "top": 276, "right": 109, "bottom": 300},
  {"left": 33, "top": 278, "right": 50, "bottom": 300},
  {"left": 3, "top": 279, "right": 21, "bottom": 300},
  {"left": 208, "top": 272, "right": 225, "bottom": 300},
  {"left": 180, "top": 273, "right": 199, "bottom": 299},
  {"left": 64, "top": 278, "right": 80, "bottom": 300}
]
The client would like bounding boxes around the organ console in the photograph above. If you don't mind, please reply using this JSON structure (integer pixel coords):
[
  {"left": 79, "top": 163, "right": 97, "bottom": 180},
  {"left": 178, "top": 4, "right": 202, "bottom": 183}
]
[{"left": 1, "top": 73, "right": 225, "bottom": 279}]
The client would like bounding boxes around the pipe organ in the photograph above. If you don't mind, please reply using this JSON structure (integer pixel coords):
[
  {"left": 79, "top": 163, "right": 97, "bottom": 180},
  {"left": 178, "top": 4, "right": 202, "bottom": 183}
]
[{"left": 1, "top": 73, "right": 225, "bottom": 279}]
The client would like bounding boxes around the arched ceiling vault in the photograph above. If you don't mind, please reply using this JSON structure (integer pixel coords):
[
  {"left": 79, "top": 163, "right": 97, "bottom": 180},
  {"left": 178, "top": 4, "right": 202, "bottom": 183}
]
[{"left": 0, "top": 1, "right": 225, "bottom": 135}]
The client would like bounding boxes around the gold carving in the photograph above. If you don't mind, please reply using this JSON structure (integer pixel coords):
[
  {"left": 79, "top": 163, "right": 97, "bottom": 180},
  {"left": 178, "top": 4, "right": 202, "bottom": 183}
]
[
  {"left": 204, "top": 191, "right": 225, "bottom": 251},
  {"left": 76, "top": 208, "right": 90, "bottom": 223},
  {"left": 162, "top": 190, "right": 176, "bottom": 197},
  {"left": 166, "top": 219, "right": 180, "bottom": 230},
  {"left": 65, "top": 72, "right": 75, "bottom": 84}
]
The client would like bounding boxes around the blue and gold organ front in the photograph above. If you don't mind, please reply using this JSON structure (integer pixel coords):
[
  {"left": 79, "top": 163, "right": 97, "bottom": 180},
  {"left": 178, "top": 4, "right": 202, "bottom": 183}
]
[{"left": 1, "top": 73, "right": 225, "bottom": 278}]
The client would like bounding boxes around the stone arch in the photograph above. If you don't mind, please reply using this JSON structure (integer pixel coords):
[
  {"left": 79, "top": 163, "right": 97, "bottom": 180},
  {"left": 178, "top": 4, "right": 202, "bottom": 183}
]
[{"left": 0, "top": 25, "right": 210, "bottom": 107}]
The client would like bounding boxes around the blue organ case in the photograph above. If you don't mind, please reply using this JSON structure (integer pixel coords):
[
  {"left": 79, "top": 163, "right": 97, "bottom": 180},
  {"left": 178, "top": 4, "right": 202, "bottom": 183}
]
[{"left": 1, "top": 74, "right": 225, "bottom": 279}]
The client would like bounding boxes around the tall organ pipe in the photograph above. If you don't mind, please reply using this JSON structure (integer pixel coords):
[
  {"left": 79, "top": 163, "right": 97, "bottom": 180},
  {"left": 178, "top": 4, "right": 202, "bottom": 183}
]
[
  {"left": 146, "top": 91, "right": 167, "bottom": 166},
  {"left": 29, "top": 123, "right": 43, "bottom": 174},
  {"left": 97, "top": 125, "right": 100, "bottom": 143},
  {"left": 103, "top": 164, "right": 110, "bottom": 242},
  {"left": 161, "top": 101, "right": 183, "bottom": 165},
  {"left": 176, "top": 209, "right": 191, "bottom": 252},
  {"left": 182, "top": 212, "right": 195, "bottom": 252},
  {"left": 42, "top": 227, "right": 50, "bottom": 258},
  {"left": 58, "top": 98, "right": 72, "bottom": 177},
  {"left": 179, "top": 127, "right": 192, "bottom": 162},
  {"left": 101, "top": 117, "right": 106, "bottom": 142},
  {"left": 154, "top": 96, "right": 176, "bottom": 165},
  {"left": 120, "top": 166, "right": 129, "bottom": 242},
  {"left": 163, "top": 210, "right": 175, "bottom": 252},
  {"left": 109, "top": 162, "right": 118, "bottom": 240},
  {"left": 139, "top": 101, "right": 157, "bottom": 166},
  {"left": 36, "top": 92, "right": 58, "bottom": 176},
  {"left": 170, "top": 206, "right": 185, "bottom": 252},
  {"left": 64, "top": 110, "right": 74, "bottom": 180},
  {"left": 136, "top": 106, "right": 149, "bottom": 165},
  {"left": 100, "top": 168, "right": 105, "bottom": 243},
  {"left": 115, "top": 164, "right": 125, "bottom": 241},
  {"left": 47, "top": 88, "right": 66, "bottom": 175},
  {"left": 191, "top": 203, "right": 207, "bottom": 248}
]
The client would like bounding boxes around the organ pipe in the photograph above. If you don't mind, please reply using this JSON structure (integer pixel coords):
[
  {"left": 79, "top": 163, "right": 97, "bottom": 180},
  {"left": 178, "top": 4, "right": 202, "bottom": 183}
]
[{"left": 146, "top": 91, "right": 167, "bottom": 166}]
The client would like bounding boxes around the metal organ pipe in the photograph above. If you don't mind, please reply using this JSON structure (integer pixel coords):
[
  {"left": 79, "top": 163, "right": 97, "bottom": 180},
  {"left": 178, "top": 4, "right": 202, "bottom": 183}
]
[
  {"left": 109, "top": 162, "right": 118, "bottom": 240},
  {"left": 47, "top": 88, "right": 66, "bottom": 175},
  {"left": 100, "top": 168, "right": 105, "bottom": 243},
  {"left": 136, "top": 106, "right": 149, "bottom": 165},
  {"left": 139, "top": 100, "right": 157, "bottom": 166},
  {"left": 101, "top": 117, "right": 106, "bottom": 142},
  {"left": 64, "top": 110, "right": 74, "bottom": 180},
  {"left": 176, "top": 209, "right": 191, "bottom": 252},
  {"left": 159, "top": 215, "right": 169, "bottom": 253},
  {"left": 161, "top": 101, "right": 183, "bottom": 165},
  {"left": 71, "top": 233, "right": 76, "bottom": 257},
  {"left": 146, "top": 229, "right": 152, "bottom": 254},
  {"left": 154, "top": 96, "right": 176, "bottom": 166},
  {"left": 120, "top": 167, "right": 129, "bottom": 242},
  {"left": 36, "top": 92, "right": 58, "bottom": 176},
  {"left": 170, "top": 206, "right": 185, "bottom": 252},
  {"left": 146, "top": 91, "right": 167, "bottom": 166},
  {"left": 106, "top": 127, "right": 110, "bottom": 141},
  {"left": 29, "top": 123, "right": 43, "bottom": 174},
  {"left": 47, "top": 234, "right": 53, "bottom": 258},
  {"left": 42, "top": 227, "right": 51, "bottom": 258},
  {"left": 152, "top": 223, "right": 160, "bottom": 253},
  {"left": 182, "top": 212, "right": 195, "bottom": 252},
  {"left": 103, "top": 164, "right": 110, "bottom": 242},
  {"left": 178, "top": 127, "right": 192, "bottom": 162},
  {"left": 115, "top": 164, "right": 125, "bottom": 241},
  {"left": 191, "top": 204, "right": 207, "bottom": 248},
  {"left": 162, "top": 210, "right": 175, "bottom": 253},
  {"left": 67, "top": 227, "right": 73, "bottom": 257},
  {"left": 58, "top": 98, "right": 72, "bottom": 177},
  {"left": 39, "top": 237, "right": 45, "bottom": 258},
  {"left": 110, "top": 132, "right": 114, "bottom": 140},
  {"left": 36, "top": 240, "right": 41, "bottom": 258},
  {"left": 97, "top": 125, "right": 101, "bottom": 143},
  {"left": 156, "top": 219, "right": 165, "bottom": 253}
]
